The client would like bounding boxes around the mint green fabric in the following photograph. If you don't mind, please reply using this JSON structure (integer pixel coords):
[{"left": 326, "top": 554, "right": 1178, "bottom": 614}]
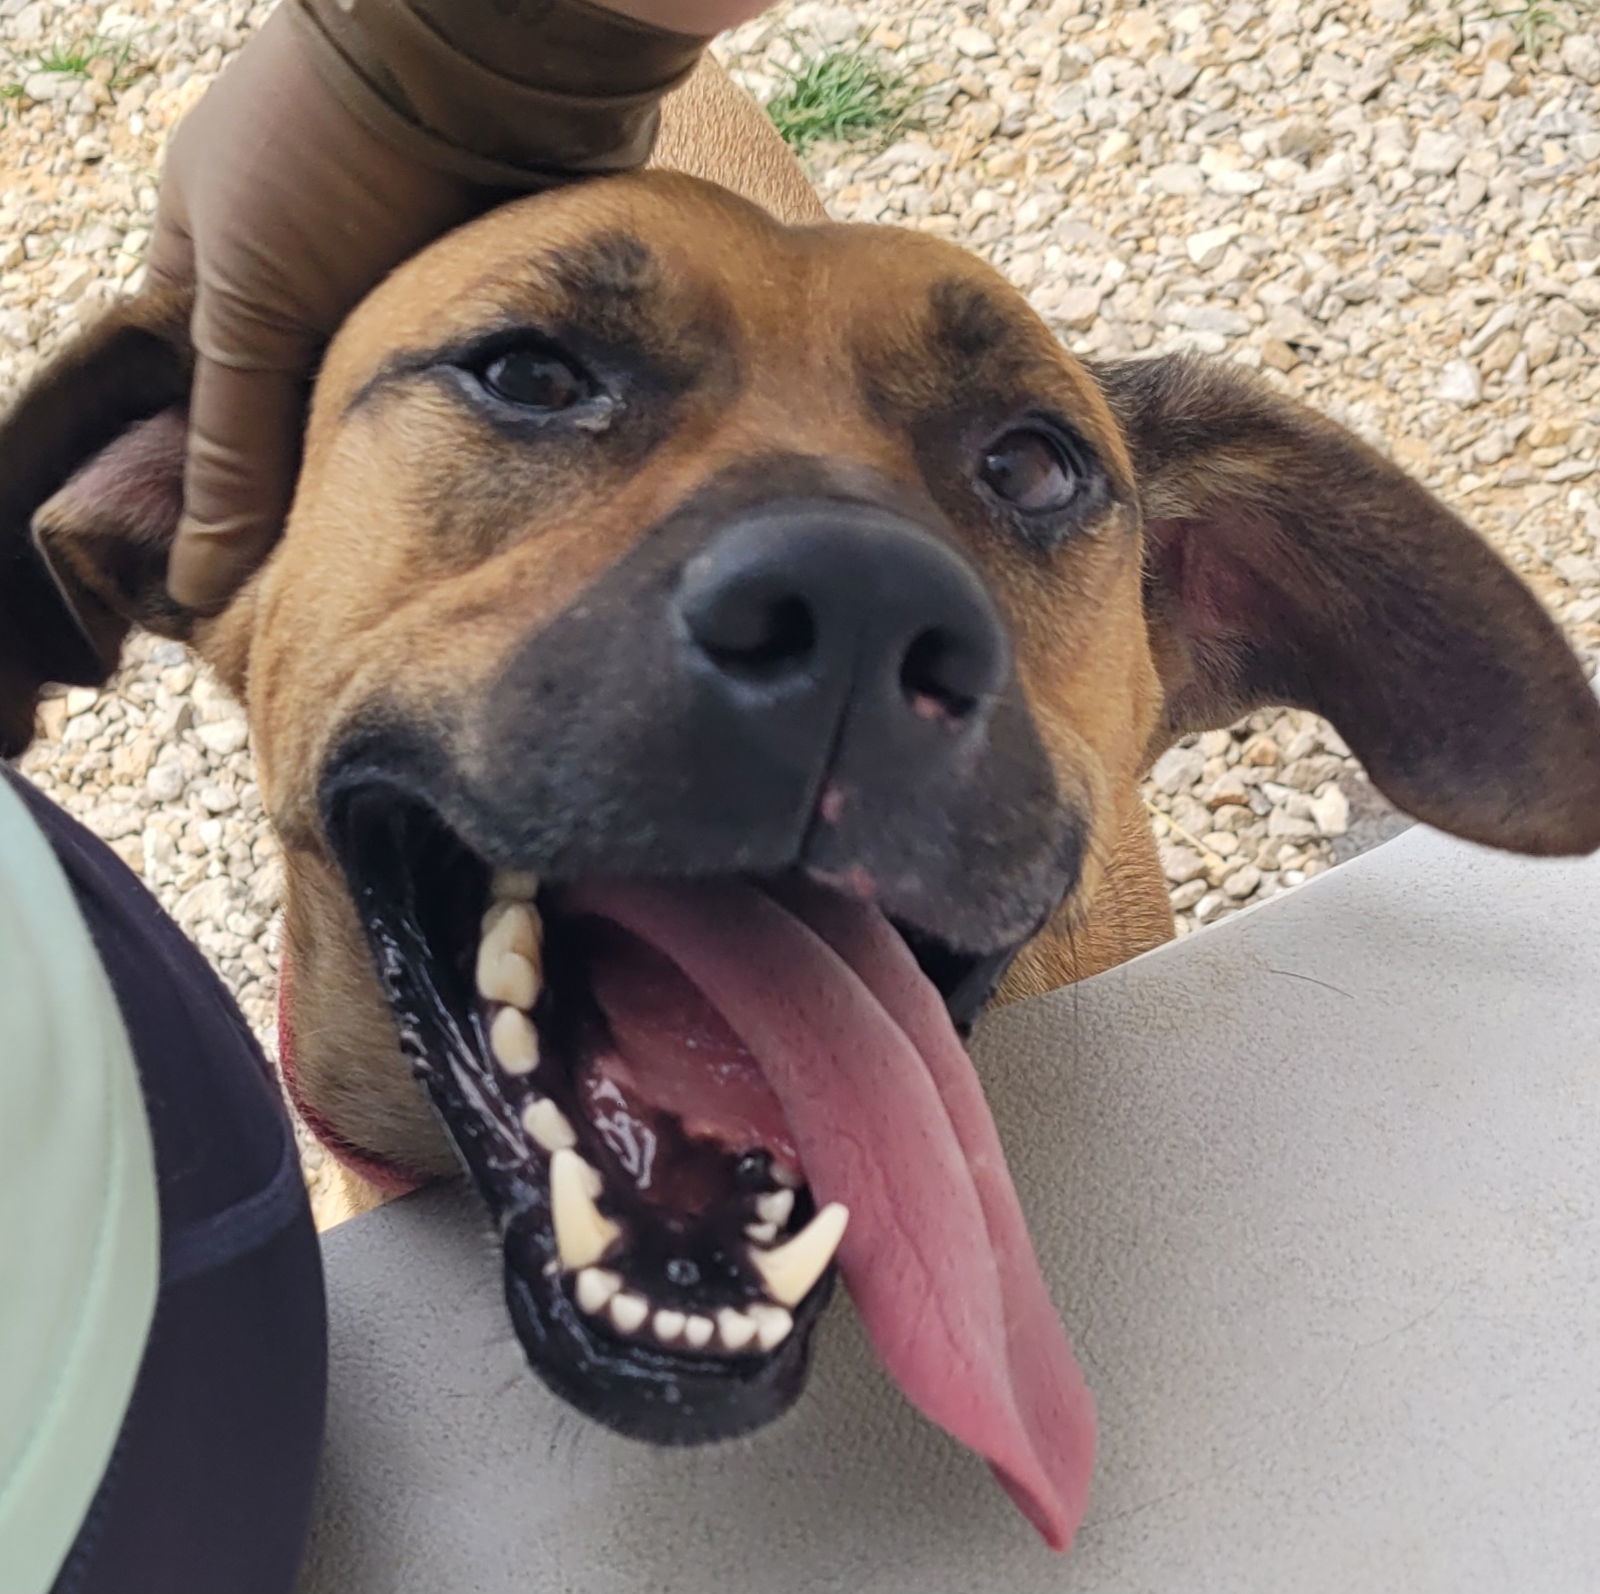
[{"left": 0, "top": 775, "right": 159, "bottom": 1594}]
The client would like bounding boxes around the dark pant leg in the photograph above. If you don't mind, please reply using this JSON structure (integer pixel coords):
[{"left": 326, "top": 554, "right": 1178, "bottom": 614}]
[{"left": 4, "top": 769, "right": 326, "bottom": 1594}]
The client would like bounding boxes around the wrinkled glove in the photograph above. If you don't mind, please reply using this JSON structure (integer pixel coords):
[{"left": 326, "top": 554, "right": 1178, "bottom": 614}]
[{"left": 150, "top": 0, "right": 710, "bottom": 612}]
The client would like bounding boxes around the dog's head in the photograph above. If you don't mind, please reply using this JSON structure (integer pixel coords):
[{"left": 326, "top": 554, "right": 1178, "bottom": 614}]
[{"left": 7, "top": 172, "right": 1598, "bottom": 1545}]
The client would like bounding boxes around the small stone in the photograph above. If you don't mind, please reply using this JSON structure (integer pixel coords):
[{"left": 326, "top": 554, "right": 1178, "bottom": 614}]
[
  {"left": 1098, "top": 129, "right": 1136, "bottom": 166},
  {"left": 1310, "top": 785, "right": 1350, "bottom": 837},
  {"left": 1206, "top": 770, "right": 1252, "bottom": 808},
  {"left": 65, "top": 687, "right": 99, "bottom": 716},
  {"left": 1564, "top": 280, "right": 1600, "bottom": 316},
  {"left": 1267, "top": 808, "right": 1320, "bottom": 841},
  {"left": 1263, "top": 41, "right": 1303, "bottom": 84},
  {"left": 1055, "top": 286, "right": 1102, "bottom": 330},
  {"left": 1261, "top": 339, "right": 1300, "bottom": 372},
  {"left": 1222, "top": 863, "right": 1263, "bottom": 900},
  {"left": 1151, "top": 745, "right": 1206, "bottom": 796},
  {"left": 1155, "top": 55, "right": 1200, "bottom": 97},
  {"left": 196, "top": 719, "right": 250, "bottom": 757},
  {"left": 1150, "top": 162, "right": 1205, "bottom": 197},
  {"left": 1411, "top": 131, "right": 1467, "bottom": 177},
  {"left": 1267, "top": 117, "right": 1325, "bottom": 164},
  {"left": 23, "top": 71, "right": 71, "bottom": 103},
  {"left": 1193, "top": 891, "right": 1229, "bottom": 924},
  {"left": 1435, "top": 359, "right": 1483, "bottom": 406},
  {"left": 1239, "top": 733, "right": 1281, "bottom": 768},
  {"left": 1186, "top": 226, "right": 1238, "bottom": 270},
  {"left": 1160, "top": 844, "right": 1207, "bottom": 885},
  {"left": 1479, "top": 59, "right": 1514, "bottom": 98},
  {"left": 1472, "top": 427, "right": 1512, "bottom": 467},
  {"left": 198, "top": 784, "right": 240, "bottom": 814},
  {"left": 145, "top": 762, "right": 187, "bottom": 803},
  {"left": 951, "top": 26, "right": 997, "bottom": 59},
  {"left": 1560, "top": 33, "right": 1600, "bottom": 85},
  {"left": 1169, "top": 879, "right": 1208, "bottom": 912}
]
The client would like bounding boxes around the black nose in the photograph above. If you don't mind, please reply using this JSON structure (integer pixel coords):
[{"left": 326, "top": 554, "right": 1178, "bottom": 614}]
[{"left": 676, "top": 498, "right": 1009, "bottom": 736}]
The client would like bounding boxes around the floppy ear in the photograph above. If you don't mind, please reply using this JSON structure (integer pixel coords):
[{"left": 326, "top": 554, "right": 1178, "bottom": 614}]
[
  {"left": 1095, "top": 354, "right": 1600, "bottom": 857},
  {"left": 0, "top": 294, "right": 193, "bottom": 755}
]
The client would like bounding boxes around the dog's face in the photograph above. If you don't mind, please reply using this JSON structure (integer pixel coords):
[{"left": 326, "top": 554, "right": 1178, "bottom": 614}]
[{"left": 7, "top": 172, "right": 1599, "bottom": 1545}]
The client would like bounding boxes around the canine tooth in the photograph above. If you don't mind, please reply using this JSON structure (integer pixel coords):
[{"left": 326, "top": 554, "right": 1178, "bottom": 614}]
[
  {"left": 772, "top": 1163, "right": 801, "bottom": 1188},
  {"left": 683, "top": 1315, "right": 714, "bottom": 1349},
  {"left": 610, "top": 1292, "right": 649, "bottom": 1334},
  {"left": 489, "top": 1006, "right": 538, "bottom": 1075},
  {"left": 575, "top": 1268, "right": 621, "bottom": 1314},
  {"left": 749, "top": 1202, "right": 848, "bottom": 1307},
  {"left": 550, "top": 1149, "right": 620, "bottom": 1270},
  {"left": 521, "top": 1098, "right": 577, "bottom": 1154},
  {"left": 477, "top": 947, "right": 539, "bottom": 1009},
  {"left": 653, "top": 1309, "right": 686, "bottom": 1342},
  {"left": 756, "top": 1189, "right": 794, "bottom": 1227},
  {"left": 716, "top": 1308, "right": 758, "bottom": 1352},
  {"left": 492, "top": 868, "right": 540, "bottom": 902},
  {"left": 748, "top": 1303, "right": 793, "bottom": 1351},
  {"left": 745, "top": 1221, "right": 778, "bottom": 1245}
]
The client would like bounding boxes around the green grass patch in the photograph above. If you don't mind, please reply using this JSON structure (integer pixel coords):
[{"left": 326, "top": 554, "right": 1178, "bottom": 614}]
[
  {"left": 1491, "top": 1, "right": 1578, "bottom": 57},
  {"left": 29, "top": 32, "right": 145, "bottom": 89},
  {"left": 765, "top": 46, "right": 916, "bottom": 155},
  {"left": 1410, "top": 0, "right": 1596, "bottom": 60}
]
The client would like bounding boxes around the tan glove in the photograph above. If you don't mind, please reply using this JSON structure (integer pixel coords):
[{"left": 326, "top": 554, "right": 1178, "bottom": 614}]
[{"left": 150, "top": 0, "right": 712, "bottom": 612}]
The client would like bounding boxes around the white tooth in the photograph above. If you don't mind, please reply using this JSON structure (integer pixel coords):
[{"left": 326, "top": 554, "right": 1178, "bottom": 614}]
[
  {"left": 683, "top": 1315, "right": 714, "bottom": 1350},
  {"left": 772, "top": 1163, "right": 801, "bottom": 1188},
  {"left": 477, "top": 947, "right": 539, "bottom": 1009},
  {"left": 749, "top": 1202, "right": 848, "bottom": 1307},
  {"left": 748, "top": 1303, "right": 793, "bottom": 1351},
  {"left": 745, "top": 1221, "right": 778, "bottom": 1245},
  {"left": 610, "top": 1292, "right": 649, "bottom": 1334},
  {"left": 756, "top": 1189, "right": 794, "bottom": 1227},
  {"left": 716, "top": 1308, "right": 757, "bottom": 1352},
  {"left": 521, "top": 1098, "right": 576, "bottom": 1154},
  {"left": 575, "top": 1267, "right": 621, "bottom": 1314},
  {"left": 550, "top": 1149, "right": 620, "bottom": 1270},
  {"left": 489, "top": 1006, "right": 538, "bottom": 1075},
  {"left": 653, "top": 1309, "right": 686, "bottom": 1342},
  {"left": 492, "top": 868, "right": 539, "bottom": 902},
  {"left": 480, "top": 900, "right": 541, "bottom": 964}
]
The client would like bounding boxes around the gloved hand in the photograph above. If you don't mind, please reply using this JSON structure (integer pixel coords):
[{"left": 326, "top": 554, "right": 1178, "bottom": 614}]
[{"left": 150, "top": 0, "right": 717, "bottom": 612}]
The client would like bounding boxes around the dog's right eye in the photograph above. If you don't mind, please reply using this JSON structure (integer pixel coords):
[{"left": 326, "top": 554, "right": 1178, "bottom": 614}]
[{"left": 476, "top": 347, "right": 594, "bottom": 412}]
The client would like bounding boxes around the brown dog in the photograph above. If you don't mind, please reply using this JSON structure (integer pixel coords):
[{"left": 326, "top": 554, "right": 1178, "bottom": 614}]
[{"left": 4, "top": 60, "right": 1599, "bottom": 1552}]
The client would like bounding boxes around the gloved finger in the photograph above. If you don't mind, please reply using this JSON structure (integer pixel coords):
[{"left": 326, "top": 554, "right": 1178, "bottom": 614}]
[
  {"left": 143, "top": 174, "right": 196, "bottom": 299},
  {"left": 166, "top": 353, "right": 305, "bottom": 613}
]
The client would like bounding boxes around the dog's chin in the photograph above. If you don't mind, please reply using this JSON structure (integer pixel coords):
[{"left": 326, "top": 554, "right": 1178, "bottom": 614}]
[{"left": 322, "top": 773, "right": 1029, "bottom": 1446}]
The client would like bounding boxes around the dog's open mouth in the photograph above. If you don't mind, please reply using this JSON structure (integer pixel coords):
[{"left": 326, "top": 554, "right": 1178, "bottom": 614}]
[{"left": 326, "top": 779, "right": 1095, "bottom": 1549}]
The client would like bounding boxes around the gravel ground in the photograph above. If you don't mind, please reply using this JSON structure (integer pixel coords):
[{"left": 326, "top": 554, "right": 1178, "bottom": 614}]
[{"left": 6, "top": 0, "right": 1599, "bottom": 1216}]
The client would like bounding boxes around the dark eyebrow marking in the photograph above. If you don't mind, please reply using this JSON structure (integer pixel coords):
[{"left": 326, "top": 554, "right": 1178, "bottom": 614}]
[
  {"left": 928, "top": 277, "right": 1017, "bottom": 364},
  {"left": 546, "top": 232, "right": 659, "bottom": 304}
]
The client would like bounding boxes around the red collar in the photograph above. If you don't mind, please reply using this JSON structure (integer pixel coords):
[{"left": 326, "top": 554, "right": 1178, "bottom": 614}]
[{"left": 276, "top": 953, "right": 426, "bottom": 1199}]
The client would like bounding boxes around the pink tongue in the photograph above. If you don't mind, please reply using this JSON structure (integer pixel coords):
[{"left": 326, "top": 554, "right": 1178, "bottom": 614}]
[{"left": 566, "top": 878, "right": 1095, "bottom": 1550}]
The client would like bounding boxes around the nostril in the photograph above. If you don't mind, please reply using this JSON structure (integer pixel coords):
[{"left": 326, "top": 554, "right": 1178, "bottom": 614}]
[
  {"left": 693, "top": 593, "right": 817, "bottom": 677},
  {"left": 901, "top": 628, "right": 979, "bottom": 722}
]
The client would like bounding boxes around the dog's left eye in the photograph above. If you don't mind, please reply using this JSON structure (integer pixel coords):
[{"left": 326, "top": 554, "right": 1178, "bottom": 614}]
[
  {"left": 478, "top": 348, "right": 593, "bottom": 412},
  {"left": 977, "top": 427, "right": 1084, "bottom": 515}
]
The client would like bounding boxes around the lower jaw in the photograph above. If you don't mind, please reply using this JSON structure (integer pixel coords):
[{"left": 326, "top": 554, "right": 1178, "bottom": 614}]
[{"left": 500, "top": 1241, "right": 830, "bottom": 1444}]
